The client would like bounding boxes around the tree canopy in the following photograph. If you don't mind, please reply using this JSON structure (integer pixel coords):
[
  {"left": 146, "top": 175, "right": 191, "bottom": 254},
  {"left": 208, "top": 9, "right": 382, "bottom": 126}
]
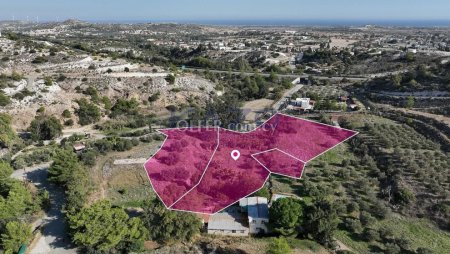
[
  {"left": 0, "top": 162, "right": 36, "bottom": 220},
  {"left": 48, "top": 149, "right": 81, "bottom": 186},
  {"left": 269, "top": 198, "right": 304, "bottom": 236},
  {"left": 1, "top": 221, "right": 32, "bottom": 254},
  {"left": 304, "top": 198, "right": 339, "bottom": 247},
  {"left": 110, "top": 98, "right": 139, "bottom": 118},
  {"left": 0, "top": 113, "right": 17, "bottom": 148},
  {"left": 141, "top": 199, "right": 202, "bottom": 243},
  {"left": 75, "top": 98, "right": 101, "bottom": 125},
  {"left": 67, "top": 200, "right": 148, "bottom": 251},
  {"left": 206, "top": 93, "right": 244, "bottom": 129},
  {"left": 28, "top": 115, "right": 63, "bottom": 141},
  {"left": 48, "top": 149, "right": 90, "bottom": 210}
]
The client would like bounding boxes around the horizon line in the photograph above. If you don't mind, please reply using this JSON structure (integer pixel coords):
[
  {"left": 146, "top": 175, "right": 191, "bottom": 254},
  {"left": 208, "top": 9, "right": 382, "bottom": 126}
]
[{"left": 2, "top": 18, "right": 450, "bottom": 27}]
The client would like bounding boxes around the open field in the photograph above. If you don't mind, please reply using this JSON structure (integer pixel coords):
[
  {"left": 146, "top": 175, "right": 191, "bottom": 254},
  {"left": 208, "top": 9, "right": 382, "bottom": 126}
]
[{"left": 336, "top": 216, "right": 450, "bottom": 253}]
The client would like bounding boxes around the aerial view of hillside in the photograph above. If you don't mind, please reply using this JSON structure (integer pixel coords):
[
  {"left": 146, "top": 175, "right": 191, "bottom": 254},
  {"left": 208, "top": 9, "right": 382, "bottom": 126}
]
[{"left": 0, "top": 1, "right": 449, "bottom": 254}]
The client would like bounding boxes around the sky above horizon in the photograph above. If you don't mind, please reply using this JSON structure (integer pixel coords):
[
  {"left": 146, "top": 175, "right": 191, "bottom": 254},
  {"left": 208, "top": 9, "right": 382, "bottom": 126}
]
[{"left": 1, "top": 0, "right": 449, "bottom": 22}]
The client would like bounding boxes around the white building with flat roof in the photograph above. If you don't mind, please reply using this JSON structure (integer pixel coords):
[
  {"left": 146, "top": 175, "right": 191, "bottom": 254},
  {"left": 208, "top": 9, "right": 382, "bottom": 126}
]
[
  {"left": 240, "top": 197, "right": 269, "bottom": 234},
  {"left": 294, "top": 98, "right": 315, "bottom": 110},
  {"left": 207, "top": 206, "right": 249, "bottom": 236}
]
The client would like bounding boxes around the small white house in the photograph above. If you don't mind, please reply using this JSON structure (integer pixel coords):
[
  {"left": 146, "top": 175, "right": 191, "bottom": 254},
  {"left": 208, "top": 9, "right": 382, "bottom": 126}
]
[
  {"left": 407, "top": 48, "right": 418, "bottom": 54},
  {"left": 293, "top": 98, "right": 315, "bottom": 111},
  {"left": 239, "top": 197, "right": 269, "bottom": 234}
]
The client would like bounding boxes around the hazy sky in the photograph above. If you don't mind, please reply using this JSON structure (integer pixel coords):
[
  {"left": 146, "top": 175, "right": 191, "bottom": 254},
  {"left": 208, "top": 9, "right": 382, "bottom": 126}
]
[{"left": 1, "top": 0, "right": 450, "bottom": 22}]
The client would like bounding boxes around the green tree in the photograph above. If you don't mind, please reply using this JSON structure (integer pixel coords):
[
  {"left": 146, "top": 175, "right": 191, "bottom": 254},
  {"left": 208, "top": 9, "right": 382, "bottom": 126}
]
[
  {"left": 65, "top": 160, "right": 90, "bottom": 210},
  {"left": 67, "top": 200, "right": 148, "bottom": 251},
  {"left": 269, "top": 198, "right": 303, "bottom": 236},
  {"left": 206, "top": 93, "right": 243, "bottom": 129},
  {"left": 28, "top": 115, "right": 63, "bottom": 141},
  {"left": 110, "top": 98, "right": 139, "bottom": 118},
  {"left": 0, "top": 161, "right": 14, "bottom": 190},
  {"left": 304, "top": 198, "right": 339, "bottom": 247},
  {"left": 266, "top": 237, "right": 292, "bottom": 254},
  {"left": 1, "top": 221, "right": 32, "bottom": 254},
  {"left": 0, "top": 181, "right": 34, "bottom": 220},
  {"left": 101, "top": 96, "right": 112, "bottom": 110},
  {"left": 405, "top": 52, "right": 415, "bottom": 62},
  {"left": 48, "top": 149, "right": 81, "bottom": 186},
  {"left": 75, "top": 98, "right": 101, "bottom": 125},
  {"left": 141, "top": 199, "right": 202, "bottom": 243},
  {"left": 84, "top": 87, "right": 99, "bottom": 102},
  {"left": 0, "top": 113, "right": 17, "bottom": 148},
  {"left": 405, "top": 96, "right": 415, "bottom": 109}
]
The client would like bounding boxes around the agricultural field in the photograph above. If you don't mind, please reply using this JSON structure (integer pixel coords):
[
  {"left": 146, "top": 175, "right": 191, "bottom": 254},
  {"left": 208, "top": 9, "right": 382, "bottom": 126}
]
[
  {"left": 298, "top": 85, "right": 349, "bottom": 99},
  {"left": 270, "top": 114, "right": 450, "bottom": 253}
]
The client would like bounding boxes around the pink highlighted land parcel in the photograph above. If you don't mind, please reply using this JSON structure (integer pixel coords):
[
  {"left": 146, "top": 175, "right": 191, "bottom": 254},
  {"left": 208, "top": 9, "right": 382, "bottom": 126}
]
[{"left": 144, "top": 113, "right": 357, "bottom": 214}]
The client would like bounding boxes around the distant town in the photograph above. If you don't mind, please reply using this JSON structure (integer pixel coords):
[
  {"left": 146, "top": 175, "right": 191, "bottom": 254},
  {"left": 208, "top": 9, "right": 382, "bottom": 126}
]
[{"left": 0, "top": 19, "right": 449, "bottom": 254}]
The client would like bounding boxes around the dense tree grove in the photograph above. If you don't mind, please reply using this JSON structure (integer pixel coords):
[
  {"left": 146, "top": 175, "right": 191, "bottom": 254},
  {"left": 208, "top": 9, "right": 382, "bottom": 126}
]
[
  {"left": 304, "top": 199, "right": 339, "bottom": 248},
  {"left": 48, "top": 149, "right": 90, "bottom": 210},
  {"left": 141, "top": 199, "right": 202, "bottom": 243},
  {"left": 0, "top": 161, "right": 40, "bottom": 253},
  {"left": 205, "top": 93, "right": 244, "bottom": 129},
  {"left": 67, "top": 200, "right": 148, "bottom": 252}
]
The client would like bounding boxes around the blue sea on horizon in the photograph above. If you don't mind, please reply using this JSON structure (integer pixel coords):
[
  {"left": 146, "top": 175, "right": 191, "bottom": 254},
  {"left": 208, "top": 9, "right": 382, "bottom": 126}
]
[{"left": 89, "top": 19, "right": 450, "bottom": 27}]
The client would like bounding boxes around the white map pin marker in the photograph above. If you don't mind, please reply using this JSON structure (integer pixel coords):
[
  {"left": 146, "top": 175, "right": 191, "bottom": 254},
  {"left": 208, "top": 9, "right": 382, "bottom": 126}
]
[{"left": 231, "top": 150, "right": 240, "bottom": 161}]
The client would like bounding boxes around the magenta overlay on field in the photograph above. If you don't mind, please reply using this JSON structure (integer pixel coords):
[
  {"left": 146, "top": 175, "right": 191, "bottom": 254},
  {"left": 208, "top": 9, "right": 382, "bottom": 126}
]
[{"left": 144, "top": 113, "right": 357, "bottom": 214}]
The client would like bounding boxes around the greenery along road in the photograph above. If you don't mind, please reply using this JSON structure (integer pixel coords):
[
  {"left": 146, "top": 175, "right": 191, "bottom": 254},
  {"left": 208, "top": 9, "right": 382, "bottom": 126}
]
[{"left": 11, "top": 163, "right": 77, "bottom": 254}]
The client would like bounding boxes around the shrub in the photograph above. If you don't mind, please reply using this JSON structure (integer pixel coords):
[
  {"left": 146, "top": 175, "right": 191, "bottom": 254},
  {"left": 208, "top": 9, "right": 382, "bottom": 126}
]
[
  {"left": 44, "top": 76, "right": 53, "bottom": 86},
  {"left": 343, "top": 218, "right": 363, "bottom": 234},
  {"left": 62, "top": 109, "right": 72, "bottom": 118},
  {"left": 64, "top": 119, "right": 74, "bottom": 126},
  {"left": 32, "top": 56, "right": 48, "bottom": 64},
  {"left": 359, "top": 211, "right": 376, "bottom": 226},
  {"left": 361, "top": 228, "right": 380, "bottom": 242},
  {"left": 36, "top": 106, "right": 45, "bottom": 113},
  {"left": 266, "top": 237, "right": 292, "bottom": 254},
  {"left": 0, "top": 93, "right": 11, "bottom": 106},
  {"left": 165, "top": 74, "right": 175, "bottom": 84}
]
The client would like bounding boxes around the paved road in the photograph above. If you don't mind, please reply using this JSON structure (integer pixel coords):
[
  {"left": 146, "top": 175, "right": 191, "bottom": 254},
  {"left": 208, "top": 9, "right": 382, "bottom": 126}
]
[
  {"left": 184, "top": 67, "right": 368, "bottom": 81},
  {"left": 272, "top": 84, "right": 304, "bottom": 111},
  {"left": 11, "top": 164, "right": 77, "bottom": 254}
]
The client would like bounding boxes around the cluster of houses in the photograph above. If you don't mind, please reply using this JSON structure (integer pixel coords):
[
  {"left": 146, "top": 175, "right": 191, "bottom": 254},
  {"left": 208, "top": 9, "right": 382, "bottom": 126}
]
[{"left": 200, "top": 194, "right": 291, "bottom": 236}]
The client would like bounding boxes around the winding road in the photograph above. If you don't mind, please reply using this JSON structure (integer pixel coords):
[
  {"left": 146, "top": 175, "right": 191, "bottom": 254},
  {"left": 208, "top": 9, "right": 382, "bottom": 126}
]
[{"left": 11, "top": 164, "right": 76, "bottom": 254}]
